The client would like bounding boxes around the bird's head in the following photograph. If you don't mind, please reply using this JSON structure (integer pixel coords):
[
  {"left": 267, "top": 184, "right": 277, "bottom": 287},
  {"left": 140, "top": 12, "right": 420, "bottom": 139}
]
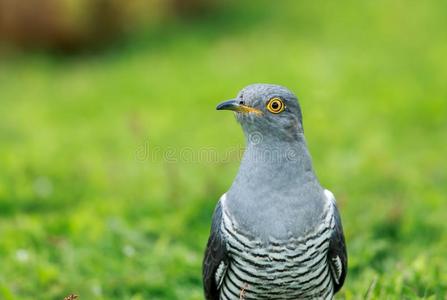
[{"left": 216, "top": 84, "right": 303, "bottom": 143}]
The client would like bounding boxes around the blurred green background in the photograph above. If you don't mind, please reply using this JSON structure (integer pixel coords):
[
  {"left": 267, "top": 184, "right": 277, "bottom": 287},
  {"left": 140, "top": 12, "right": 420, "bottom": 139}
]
[{"left": 1, "top": 0, "right": 446, "bottom": 299}]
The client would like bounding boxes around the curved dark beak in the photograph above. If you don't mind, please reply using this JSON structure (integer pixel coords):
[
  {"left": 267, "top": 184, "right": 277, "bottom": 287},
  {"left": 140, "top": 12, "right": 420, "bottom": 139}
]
[
  {"left": 216, "top": 99, "right": 262, "bottom": 115},
  {"left": 216, "top": 99, "right": 240, "bottom": 111}
]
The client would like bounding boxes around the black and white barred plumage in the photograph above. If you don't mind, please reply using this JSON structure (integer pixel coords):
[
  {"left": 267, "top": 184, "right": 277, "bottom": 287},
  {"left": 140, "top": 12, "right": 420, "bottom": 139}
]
[{"left": 204, "top": 191, "right": 346, "bottom": 300}]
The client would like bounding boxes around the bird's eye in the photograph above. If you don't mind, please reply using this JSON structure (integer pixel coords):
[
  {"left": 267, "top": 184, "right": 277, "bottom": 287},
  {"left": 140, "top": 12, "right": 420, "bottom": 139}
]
[{"left": 266, "top": 97, "right": 285, "bottom": 114}]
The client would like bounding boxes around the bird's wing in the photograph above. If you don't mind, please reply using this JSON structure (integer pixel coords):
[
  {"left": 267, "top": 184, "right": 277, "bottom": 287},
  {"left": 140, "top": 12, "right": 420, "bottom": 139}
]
[
  {"left": 324, "top": 189, "right": 348, "bottom": 294},
  {"left": 202, "top": 196, "right": 229, "bottom": 300}
]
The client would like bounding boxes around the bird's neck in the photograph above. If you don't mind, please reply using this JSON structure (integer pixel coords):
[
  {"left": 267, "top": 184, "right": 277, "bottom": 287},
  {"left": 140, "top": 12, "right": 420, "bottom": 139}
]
[
  {"left": 225, "top": 133, "right": 325, "bottom": 241},
  {"left": 228, "top": 133, "right": 318, "bottom": 204},
  {"left": 240, "top": 133, "right": 315, "bottom": 182}
]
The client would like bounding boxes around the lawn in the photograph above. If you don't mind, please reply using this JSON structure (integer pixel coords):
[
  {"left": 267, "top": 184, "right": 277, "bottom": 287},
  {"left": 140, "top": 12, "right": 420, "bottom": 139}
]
[{"left": 0, "top": 1, "right": 446, "bottom": 299}]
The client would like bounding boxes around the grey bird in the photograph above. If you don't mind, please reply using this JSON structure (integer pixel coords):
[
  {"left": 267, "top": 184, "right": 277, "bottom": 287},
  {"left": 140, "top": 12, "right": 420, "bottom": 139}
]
[{"left": 202, "top": 84, "right": 347, "bottom": 300}]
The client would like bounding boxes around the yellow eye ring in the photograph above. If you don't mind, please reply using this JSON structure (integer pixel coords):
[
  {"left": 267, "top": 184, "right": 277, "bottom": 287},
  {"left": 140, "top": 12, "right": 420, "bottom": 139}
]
[{"left": 266, "top": 97, "right": 285, "bottom": 114}]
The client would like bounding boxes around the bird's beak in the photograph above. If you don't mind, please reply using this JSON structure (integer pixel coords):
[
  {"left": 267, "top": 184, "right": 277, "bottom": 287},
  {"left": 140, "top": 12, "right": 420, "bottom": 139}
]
[{"left": 216, "top": 99, "right": 262, "bottom": 115}]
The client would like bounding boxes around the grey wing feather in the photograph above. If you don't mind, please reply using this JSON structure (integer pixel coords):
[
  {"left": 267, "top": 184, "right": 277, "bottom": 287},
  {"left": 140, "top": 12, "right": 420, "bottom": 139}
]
[
  {"left": 326, "top": 190, "right": 348, "bottom": 294},
  {"left": 202, "top": 199, "right": 228, "bottom": 300}
]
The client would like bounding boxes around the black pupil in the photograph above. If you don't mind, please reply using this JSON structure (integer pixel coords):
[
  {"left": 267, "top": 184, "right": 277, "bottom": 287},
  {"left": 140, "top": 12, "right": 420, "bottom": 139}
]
[{"left": 271, "top": 101, "right": 279, "bottom": 109}]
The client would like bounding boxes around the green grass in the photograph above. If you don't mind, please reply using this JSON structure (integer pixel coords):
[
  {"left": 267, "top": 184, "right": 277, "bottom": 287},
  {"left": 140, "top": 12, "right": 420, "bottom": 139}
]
[{"left": 1, "top": 1, "right": 447, "bottom": 299}]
